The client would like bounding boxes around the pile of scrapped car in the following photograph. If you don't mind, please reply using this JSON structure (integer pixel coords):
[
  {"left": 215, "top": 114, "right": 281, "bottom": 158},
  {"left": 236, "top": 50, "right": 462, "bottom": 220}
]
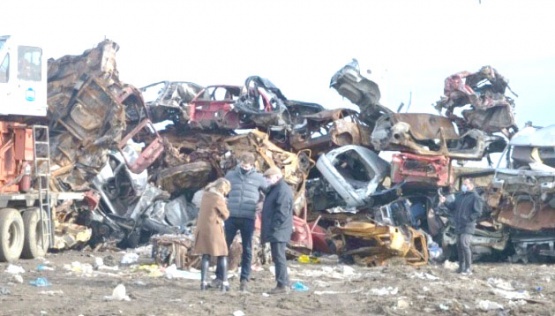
[{"left": 43, "top": 41, "right": 553, "bottom": 267}]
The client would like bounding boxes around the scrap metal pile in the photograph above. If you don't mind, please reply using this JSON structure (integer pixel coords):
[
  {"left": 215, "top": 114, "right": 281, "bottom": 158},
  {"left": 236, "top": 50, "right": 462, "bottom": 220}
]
[{"left": 44, "top": 41, "right": 552, "bottom": 266}]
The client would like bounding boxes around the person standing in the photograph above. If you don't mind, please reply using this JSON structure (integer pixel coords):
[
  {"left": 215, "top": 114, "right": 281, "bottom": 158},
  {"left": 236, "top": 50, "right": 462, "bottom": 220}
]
[
  {"left": 214, "top": 152, "right": 266, "bottom": 291},
  {"left": 261, "top": 166, "right": 294, "bottom": 294},
  {"left": 439, "top": 178, "right": 483, "bottom": 275},
  {"left": 193, "top": 178, "right": 232, "bottom": 292}
]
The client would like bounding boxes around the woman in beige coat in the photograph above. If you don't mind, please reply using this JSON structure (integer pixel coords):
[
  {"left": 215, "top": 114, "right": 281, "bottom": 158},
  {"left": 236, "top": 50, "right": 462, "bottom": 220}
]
[{"left": 193, "top": 178, "right": 231, "bottom": 291}]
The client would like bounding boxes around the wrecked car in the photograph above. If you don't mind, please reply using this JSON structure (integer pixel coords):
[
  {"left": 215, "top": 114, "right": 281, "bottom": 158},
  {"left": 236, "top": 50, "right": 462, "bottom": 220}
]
[
  {"left": 141, "top": 81, "right": 204, "bottom": 125},
  {"left": 328, "top": 221, "right": 429, "bottom": 266},
  {"left": 287, "top": 108, "right": 373, "bottom": 158},
  {"left": 371, "top": 113, "right": 507, "bottom": 161},
  {"left": 307, "top": 145, "right": 398, "bottom": 212},
  {"left": 491, "top": 124, "right": 555, "bottom": 262},
  {"left": 434, "top": 65, "right": 518, "bottom": 138},
  {"left": 330, "top": 59, "right": 393, "bottom": 129}
]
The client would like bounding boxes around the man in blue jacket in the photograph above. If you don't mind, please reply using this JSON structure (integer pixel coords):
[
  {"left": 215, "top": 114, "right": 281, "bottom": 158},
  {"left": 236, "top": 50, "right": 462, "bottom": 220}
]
[
  {"left": 214, "top": 152, "right": 266, "bottom": 291},
  {"left": 440, "top": 178, "right": 483, "bottom": 276},
  {"left": 261, "top": 166, "right": 293, "bottom": 294}
]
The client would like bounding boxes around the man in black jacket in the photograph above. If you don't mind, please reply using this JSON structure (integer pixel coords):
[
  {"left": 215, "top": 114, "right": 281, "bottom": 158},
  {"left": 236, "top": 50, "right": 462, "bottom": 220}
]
[
  {"left": 214, "top": 152, "right": 266, "bottom": 291},
  {"left": 440, "top": 178, "right": 483, "bottom": 275},
  {"left": 261, "top": 166, "right": 293, "bottom": 294}
]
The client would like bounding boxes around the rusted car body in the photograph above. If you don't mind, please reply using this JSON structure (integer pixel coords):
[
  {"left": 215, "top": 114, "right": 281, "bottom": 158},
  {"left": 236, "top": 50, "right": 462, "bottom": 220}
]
[
  {"left": 371, "top": 113, "right": 507, "bottom": 160},
  {"left": 307, "top": 145, "right": 393, "bottom": 211},
  {"left": 188, "top": 85, "right": 246, "bottom": 130},
  {"left": 330, "top": 59, "right": 392, "bottom": 129},
  {"left": 329, "top": 221, "right": 428, "bottom": 266},
  {"left": 140, "top": 81, "right": 203, "bottom": 125},
  {"left": 391, "top": 152, "right": 451, "bottom": 187},
  {"left": 287, "top": 108, "right": 373, "bottom": 157},
  {"left": 491, "top": 125, "right": 555, "bottom": 261},
  {"left": 434, "top": 66, "right": 518, "bottom": 137}
]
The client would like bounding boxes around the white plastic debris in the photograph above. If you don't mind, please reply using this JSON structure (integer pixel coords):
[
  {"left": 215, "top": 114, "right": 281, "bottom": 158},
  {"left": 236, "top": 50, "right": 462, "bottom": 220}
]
[
  {"left": 120, "top": 253, "right": 139, "bottom": 265},
  {"left": 410, "top": 272, "right": 440, "bottom": 280},
  {"left": 39, "top": 290, "right": 64, "bottom": 296},
  {"left": 438, "top": 304, "right": 449, "bottom": 311},
  {"left": 5, "top": 264, "right": 25, "bottom": 274},
  {"left": 491, "top": 288, "right": 530, "bottom": 300},
  {"left": 442, "top": 260, "right": 458, "bottom": 271},
  {"left": 487, "top": 278, "right": 514, "bottom": 291},
  {"left": 104, "top": 284, "right": 130, "bottom": 301},
  {"left": 164, "top": 264, "right": 201, "bottom": 280},
  {"left": 313, "top": 280, "right": 331, "bottom": 288},
  {"left": 12, "top": 274, "right": 23, "bottom": 284},
  {"left": 508, "top": 300, "right": 527, "bottom": 308},
  {"left": 63, "top": 262, "right": 94, "bottom": 275},
  {"left": 233, "top": 311, "right": 245, "bottom": 316},
  {"left": 477, "top": 300, "right": 504, "bottom": 311},
  {"left": 369, "top": 287, "right": 398, "bottom": 296},
  {"left": 396, "top": 299, "right": 410, "bottom": 310}
]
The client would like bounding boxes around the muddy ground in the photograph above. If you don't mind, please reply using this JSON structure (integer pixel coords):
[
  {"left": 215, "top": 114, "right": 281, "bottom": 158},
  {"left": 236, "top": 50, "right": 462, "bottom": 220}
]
[{"left": 1, "top": 248, "right": 554, "bottom": 316}]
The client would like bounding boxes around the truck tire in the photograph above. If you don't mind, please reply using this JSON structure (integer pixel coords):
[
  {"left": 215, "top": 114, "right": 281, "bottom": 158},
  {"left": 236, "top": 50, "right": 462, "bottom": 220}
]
[
  {"left": 0, "top": 208, "right": 24, "bottom": 262},
  {"left": 21, "top": 208, "right": 49, "bottom": 259}
]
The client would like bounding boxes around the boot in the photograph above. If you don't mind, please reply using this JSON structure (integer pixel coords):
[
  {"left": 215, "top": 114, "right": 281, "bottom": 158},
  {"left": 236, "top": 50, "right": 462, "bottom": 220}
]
[
  {"left": 200, "top": 254, "right": 210, "bottom": 291},
  {"left": 217, "top": 256, "right": 230, "bottom": 292}
]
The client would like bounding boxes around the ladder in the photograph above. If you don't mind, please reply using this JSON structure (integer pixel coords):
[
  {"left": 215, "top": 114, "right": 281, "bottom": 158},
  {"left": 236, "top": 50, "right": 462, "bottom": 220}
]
[{"left": 32, "top": 125, "right": 53, "bottom": 249}]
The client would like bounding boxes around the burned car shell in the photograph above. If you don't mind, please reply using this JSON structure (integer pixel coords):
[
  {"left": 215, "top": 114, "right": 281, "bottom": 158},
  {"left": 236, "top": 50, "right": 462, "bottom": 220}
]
[
  {"left": 371, "top": 113, "right": 507, "bottom": 160},
  {"left": 141, "top": 81, "right": 204, "bottom": 125},
  {"left": 492, "top": 125, "right": 555, "bottom": 231},
  {"left": 330, "top": 59, "right": 392, "bottom": 128},
  {"left": 434, "top": 66, "right": 518, "bottom": 137},
  {"left": 314, "top": 145, "right": 389, "bottom": 208}
]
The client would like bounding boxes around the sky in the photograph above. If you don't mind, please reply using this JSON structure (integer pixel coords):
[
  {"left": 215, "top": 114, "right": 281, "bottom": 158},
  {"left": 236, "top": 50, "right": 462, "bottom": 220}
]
[{"left": 2, "top": 0, "right": 554, "bottom": 128}]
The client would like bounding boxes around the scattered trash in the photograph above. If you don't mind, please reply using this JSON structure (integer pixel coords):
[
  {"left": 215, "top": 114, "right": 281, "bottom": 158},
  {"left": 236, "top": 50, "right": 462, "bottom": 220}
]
[
  {"left": 5, "top": 264, "right": 25, "bottom": 274},
  {"left": 233, "top": 311, "right": 245, "bottom": 316},
  {"left": 0, "top": 287, "right": 11, "bottom": 295},
  {"left": 438, "top": 303, "right": 450, "bottom": 311},
  {"left": 104, "top": 284, "right": 131, "bottom": 301},
  {"left": 491, "top": 288, "right": 530, "bottom": 300},
  {"left": 422, "top": 286, "right": 430, "bottom": 292},
  {"left": 396, "top": 299, "right": 410, "bottom": 310},
  {"left": 37, "top": 264, "right": 55, "bottom": 271},
  {"left": 508, "top": 300, "right": 527, "bottom": 308},
  {"left": 487, "top": 277, "right": 514, "bottom": 291},
  {"left": 262, "top": 293, "right": 270, "bottom": 297},
  {"left": 369, "top": 287, "right": 398, "bottom": 296},
  {"left": 291, "top": 281, "right": 309, "bottom": 292},
  {"left": 443, "top": 260, "right": 458, "bottom": 271},
  {"left": 164, "top": 264, "right": 200, "bottom": 280},
  {"left": 29, "top": 277, "right": 51, "bottom": 287},
  {"left": 39, "top": 290, "right": 64, "bottom": 296},
  {"left": 121, "top": 253, "right": 140, "bottom": 265},
  {"left": 477, "top": 299, "right": 504, "bottom": 311},
  {"left": 410, "top": 272, "right": 440, "bottom": 280},
  {"left": 312, "top": 280, "right": 331, "bottom": 288},
  {"left": 12, "top": 274, "right": 24, "bottom": 284},
  {"left": 297, "top": 255, "right": 320, "bottom": 264},
  {"left": 428, "top": 242, "right": 442, "bottom": 260},
  {"left": 535, "top": 286, "right": 543, "bottom": 292},
  {"left": 63, "top": 262, "right": 94, "bottom": 275}
]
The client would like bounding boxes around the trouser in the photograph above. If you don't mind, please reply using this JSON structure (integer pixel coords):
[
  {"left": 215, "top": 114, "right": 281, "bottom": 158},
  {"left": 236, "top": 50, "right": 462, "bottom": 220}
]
[
  {"left": 457, "top": 233, "right": 472, "bottom": 271},
  {"left": 216, "top": 217, "right": 255, "bottom": 281},
  {"left": 270, "top": 242, "right": 289, "bottom": 288}
]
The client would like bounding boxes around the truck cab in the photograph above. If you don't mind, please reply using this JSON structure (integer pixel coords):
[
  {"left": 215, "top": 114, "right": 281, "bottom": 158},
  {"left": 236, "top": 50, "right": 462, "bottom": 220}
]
[{"left": 0, "top": 35, "right": 47, "bottom": 117}]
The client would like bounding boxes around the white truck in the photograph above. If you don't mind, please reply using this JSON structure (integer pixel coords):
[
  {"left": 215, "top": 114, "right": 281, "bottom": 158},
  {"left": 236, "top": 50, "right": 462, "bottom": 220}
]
[{"left": 0, "top": 35, "right": 84, "bottom": 262}]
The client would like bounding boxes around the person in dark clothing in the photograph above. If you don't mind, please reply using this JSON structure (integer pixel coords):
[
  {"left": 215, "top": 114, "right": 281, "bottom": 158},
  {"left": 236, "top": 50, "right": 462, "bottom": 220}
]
[
  {"left": 439, "top": 178, "right": 483, "bottom": 275},
  {"left": 214, "top": 152, "right": 266, "bottom": 291},
  {"left": 261, "top": 166, "right": 294, "bottom": 294}
]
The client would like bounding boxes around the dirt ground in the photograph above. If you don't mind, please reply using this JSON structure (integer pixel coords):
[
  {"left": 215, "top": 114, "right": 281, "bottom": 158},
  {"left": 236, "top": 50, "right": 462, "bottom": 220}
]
[{"left": 1, "top": 248, "right": 555, "bottom": 316}]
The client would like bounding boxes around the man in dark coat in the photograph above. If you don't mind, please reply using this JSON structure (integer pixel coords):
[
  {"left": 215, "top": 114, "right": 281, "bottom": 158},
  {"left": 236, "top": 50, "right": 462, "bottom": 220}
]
[
  {"left": 261, "top": 166, "right": 293, "bottom": 294},
  {"left": 440, "top": 178, "right": 483, "bottom": 275},
  {"left": 214, "top": 152, "right": 266, "bottom": 291}
]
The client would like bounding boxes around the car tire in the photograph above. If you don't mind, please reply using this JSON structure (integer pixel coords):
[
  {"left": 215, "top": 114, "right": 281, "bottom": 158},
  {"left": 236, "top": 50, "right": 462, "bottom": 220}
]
[{"left": 0, "top": 208, "right": 25, "bottom": 262}]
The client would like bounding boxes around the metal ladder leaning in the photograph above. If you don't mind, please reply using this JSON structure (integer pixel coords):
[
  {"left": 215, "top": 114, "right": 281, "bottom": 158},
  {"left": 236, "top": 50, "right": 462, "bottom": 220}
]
[{"left": 32, "top": 125, "right": 53, "bottom": 249}]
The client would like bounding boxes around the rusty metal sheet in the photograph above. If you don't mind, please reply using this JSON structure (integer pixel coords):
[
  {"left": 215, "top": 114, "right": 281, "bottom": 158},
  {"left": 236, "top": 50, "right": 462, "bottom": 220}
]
[
  {"left": 331, "top": 221, "right": 428, "bottom": 266},
  {"left": 391, "top": 153, "right": 452, "bottom": 187},
  {"left": 497, "top": 201, "right": 555, "bottom": 231}
]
